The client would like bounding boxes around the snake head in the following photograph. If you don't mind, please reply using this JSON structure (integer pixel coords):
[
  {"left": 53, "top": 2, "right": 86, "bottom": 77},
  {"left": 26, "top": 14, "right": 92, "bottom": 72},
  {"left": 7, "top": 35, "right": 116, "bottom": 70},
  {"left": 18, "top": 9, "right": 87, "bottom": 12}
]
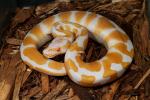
[
  {"left": 43, "top": 47, "right": 62, "bottom": 58},
  {"left": 43, "top": 37, "right": 71, "bottom": 58}
]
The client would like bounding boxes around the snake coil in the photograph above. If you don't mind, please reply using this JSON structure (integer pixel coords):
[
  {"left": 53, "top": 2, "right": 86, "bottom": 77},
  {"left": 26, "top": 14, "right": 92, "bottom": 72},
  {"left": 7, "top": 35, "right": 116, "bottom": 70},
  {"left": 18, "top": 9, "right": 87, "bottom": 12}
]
[{"left": 20, "top": 11, "right": 134, "bottom": 87}]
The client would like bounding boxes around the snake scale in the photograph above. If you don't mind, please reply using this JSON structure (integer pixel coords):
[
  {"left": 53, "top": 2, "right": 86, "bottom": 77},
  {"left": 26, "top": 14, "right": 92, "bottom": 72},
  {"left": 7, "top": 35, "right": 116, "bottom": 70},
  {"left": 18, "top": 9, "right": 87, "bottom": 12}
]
[{"left": 20, "top": 11, "right": 134, "bottom": 87}]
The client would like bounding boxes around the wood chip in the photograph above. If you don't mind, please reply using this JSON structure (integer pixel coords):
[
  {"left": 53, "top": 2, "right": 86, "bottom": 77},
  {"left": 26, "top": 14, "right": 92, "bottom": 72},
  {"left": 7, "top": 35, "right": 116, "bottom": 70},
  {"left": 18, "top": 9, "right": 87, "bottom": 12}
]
[
  {"left": 148, "top": 40, "right": 150, "bottom": 56},
  {"left": 11, "top": 8, "right": 34, "bottom": 28},
  {"left": 122, "top": 84, "right": 133, "bottom": 92},
  {"left": 43, "top": 80, "right": 68, "bottom": 100},
  {"left": 12, "top": 62, "right": 27, "bottom": 100},
  {"left": 139, "top": 16, "right": 149, "bottom": 56},
  {"left": 9, "top": 50, "right": 19, "bottom": 55},
  {"left": 15, "top": 29, "right": 26, "bottom": 40},
  {"left": 41, "top": 73, "right": 49, "bottom": 94},
  {"left": 0, "top": 53, "right": 20, "bottom": 100},
  {"left": 68, "top": 95, "right": 80, "bottom": 100},
  {"left": 130, "top": 64, "right": 139, "bottom": 70},
  {"left": 56, "top": 94, "right": 69, "bottom": 100},
  {"left": 68, "top": 88, "right": 74, "bottom": 98},
  {"left": 26, "top": 86, "right": 41, "bottom": 97},
  {"left": 58, "top": 0, "right": 70, "bottom": 2},
  {"left": 134, "top": 68, "right": 150, "bottom": 90},
  {"left": 32, "top": 90, "right": 45, "bottom": 99},
  {"left": 118, "top": 95, "right": 130, "bottom": 100},
  {"left": 145, "top": 78, "right": 150, "bottom": 96},
  {"left": 35, "top": 1, "right": 59, "bottom": 15},
  {"left": 112, "top": 0, "right": 127, "bottom": 3},
  {"left": 125, "top": 14, "right": 137, "bottom": 23},
  {"left": 21, "top": 68, "right": 32, "bottom": 86},
  {"left": 69, "top": 81, "right": 93, "bottom": 100},
  {"left": 85, "top": 44, "right": 94, "bottom": 62},
  {"left": 6, "top": 38, "right": 22, "bottom": 45},
  {"left": 102, "top": 80, "right": 120, "bottom": 100},
  {"left": 21, "top": 96, "right": 30, "bottom": 100}
]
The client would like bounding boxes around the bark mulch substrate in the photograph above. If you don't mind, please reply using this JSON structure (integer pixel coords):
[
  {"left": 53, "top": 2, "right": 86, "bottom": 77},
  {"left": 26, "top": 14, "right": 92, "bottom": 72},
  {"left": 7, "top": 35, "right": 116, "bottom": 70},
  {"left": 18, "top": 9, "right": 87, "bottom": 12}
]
[{"left": 0, "top": 0, "right": 150, "bottom": 100}]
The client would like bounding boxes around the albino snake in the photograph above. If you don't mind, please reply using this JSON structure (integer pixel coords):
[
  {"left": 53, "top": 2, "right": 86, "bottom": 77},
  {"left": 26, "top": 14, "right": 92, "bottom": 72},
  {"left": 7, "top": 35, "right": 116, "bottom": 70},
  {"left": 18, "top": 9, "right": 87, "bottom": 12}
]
[{"left": 20, "top": 11, "right": 134, "bottom": 87}]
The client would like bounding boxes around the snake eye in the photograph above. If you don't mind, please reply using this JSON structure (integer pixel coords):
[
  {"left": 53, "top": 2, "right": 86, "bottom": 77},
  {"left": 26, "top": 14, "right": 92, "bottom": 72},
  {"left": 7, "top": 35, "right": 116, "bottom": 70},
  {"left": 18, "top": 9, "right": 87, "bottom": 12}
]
[{"left": 56, "top": 48, "right": 61, "bottom": 51}]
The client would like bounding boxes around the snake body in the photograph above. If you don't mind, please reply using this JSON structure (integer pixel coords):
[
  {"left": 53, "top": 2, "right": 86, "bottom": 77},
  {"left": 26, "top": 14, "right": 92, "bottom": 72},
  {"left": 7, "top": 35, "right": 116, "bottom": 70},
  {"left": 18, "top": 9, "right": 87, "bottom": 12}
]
[{"left": 20, "top": 11, "right": 134, "bottom": 87}]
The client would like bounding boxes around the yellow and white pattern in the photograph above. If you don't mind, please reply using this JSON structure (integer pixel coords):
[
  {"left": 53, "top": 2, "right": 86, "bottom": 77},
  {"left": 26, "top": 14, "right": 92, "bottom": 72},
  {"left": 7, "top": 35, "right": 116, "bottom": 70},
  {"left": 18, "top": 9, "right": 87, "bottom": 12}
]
[{"left": 20, "top": 11, "right": 134, "bottom": 87}]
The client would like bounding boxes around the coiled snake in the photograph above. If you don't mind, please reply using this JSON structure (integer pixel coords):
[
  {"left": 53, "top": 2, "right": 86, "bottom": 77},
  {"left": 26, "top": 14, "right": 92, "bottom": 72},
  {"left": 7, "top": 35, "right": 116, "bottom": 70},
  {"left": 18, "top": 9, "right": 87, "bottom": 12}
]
[{"left": 20, "top": 11, "right": 134, "bottom": 87}]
